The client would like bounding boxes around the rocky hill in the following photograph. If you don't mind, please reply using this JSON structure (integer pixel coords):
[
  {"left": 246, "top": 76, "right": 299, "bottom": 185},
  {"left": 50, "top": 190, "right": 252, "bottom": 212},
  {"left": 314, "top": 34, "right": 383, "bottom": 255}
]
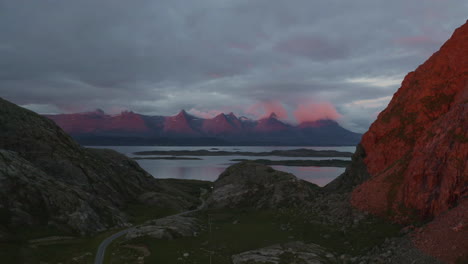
[
  {"left": 206, "top": 162, "right": 320, "bottom": 209},
  {"left": 45, "top": 110, "right": 361, "bottom": 146},
  {"left": 0, "top": 98, "right": 203, "bottom": 236},
  {"left": 327, "top": 21, "right": 468, "bottom": 263}
]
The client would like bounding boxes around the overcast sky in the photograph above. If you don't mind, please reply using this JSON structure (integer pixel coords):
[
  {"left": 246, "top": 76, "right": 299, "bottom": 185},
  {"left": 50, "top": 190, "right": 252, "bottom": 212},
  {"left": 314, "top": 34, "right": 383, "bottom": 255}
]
[{"left": 1, "top": 0, "right": 466, "bottom": 132}]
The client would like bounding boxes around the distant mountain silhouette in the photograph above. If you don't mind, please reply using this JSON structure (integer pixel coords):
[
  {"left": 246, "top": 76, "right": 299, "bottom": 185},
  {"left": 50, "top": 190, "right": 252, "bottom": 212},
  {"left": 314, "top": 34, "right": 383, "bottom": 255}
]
[{"left": 45, "top": 110, "right": 361, "bottom": 146}]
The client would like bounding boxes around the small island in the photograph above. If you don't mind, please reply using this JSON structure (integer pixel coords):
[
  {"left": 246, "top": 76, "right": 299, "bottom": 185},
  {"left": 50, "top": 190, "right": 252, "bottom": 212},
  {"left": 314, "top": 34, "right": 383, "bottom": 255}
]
[
  {"left": 134, "top": 148, "right": 353, "bottom": 157},
  {"left": 230, "top": 159, "right": 351, "bottom": 167},
  {"left": 132, "top": 156, "right": 202, "bottom": 160}
]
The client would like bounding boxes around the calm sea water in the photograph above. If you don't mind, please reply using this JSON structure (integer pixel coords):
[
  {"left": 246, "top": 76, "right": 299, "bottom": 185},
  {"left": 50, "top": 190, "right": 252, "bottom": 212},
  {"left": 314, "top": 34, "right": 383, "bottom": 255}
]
[{"left": 92, "top": 146, "right": 356, "bottom": 187}]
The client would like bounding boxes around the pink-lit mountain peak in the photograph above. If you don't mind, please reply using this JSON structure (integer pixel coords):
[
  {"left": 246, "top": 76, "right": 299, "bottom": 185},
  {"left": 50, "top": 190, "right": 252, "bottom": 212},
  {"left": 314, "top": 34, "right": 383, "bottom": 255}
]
[
  {"left": 213, "top": 113, "right": 228, "bottom": 120},
  {"left": 74, "top": 108, "right": 108, "bottom": 118},
  {"left": 174, "top": 109, "right": 190, "bottom": 118},
  {"left": 267, "top": 112, "right": 278, "bottom": 119},
  {"left": 163, "top": 109, "right": 198, "bottom": 134},
  {"left": 93, "top": 108, "right": 106, "bottom": 115},
  {"left": 202, "top": 112, "right": 242, "bottom": 134},
  {"left": 255, "top": 112, "right": 289, "bottom": 132}
]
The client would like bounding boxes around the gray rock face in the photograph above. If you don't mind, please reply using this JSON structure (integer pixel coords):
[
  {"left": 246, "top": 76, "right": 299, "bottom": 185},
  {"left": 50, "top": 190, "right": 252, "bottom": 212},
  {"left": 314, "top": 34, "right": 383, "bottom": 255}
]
[
  {"left": 0, "top": 150, "right": 126, "bottom": 234},
  {"left": 0, "top": 97, "right": 200, "bottom": 235},
  {"left": 324, "top": 144, "right": 370, "bottom": 192},
  {"left": 231, "top": 241, "right": 338, "bottom": 264},
  {"left": 206, "top": 162, "right": 320, "bottom": 209},
  {"left": 356, "top": 236, "right": 442, "bottom": 264},
  {"left": 125, "top": 215, "right": 200, "bottom": 240},
  {"left": 0, "top": 98, "right": 156, "bottom": 201}
]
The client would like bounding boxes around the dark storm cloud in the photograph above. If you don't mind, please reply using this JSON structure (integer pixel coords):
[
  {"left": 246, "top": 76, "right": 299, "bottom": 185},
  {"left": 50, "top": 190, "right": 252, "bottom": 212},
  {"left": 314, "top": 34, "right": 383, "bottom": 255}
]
[{"left": 0, "top": 0, "right": 466, "bottom": 131}]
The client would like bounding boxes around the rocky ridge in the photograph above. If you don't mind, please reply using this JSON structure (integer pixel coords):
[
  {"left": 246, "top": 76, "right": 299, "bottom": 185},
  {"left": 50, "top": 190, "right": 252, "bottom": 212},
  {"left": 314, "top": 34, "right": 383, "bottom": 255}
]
[{"left": 0, "top": 97, "right": 201, "bottom": 236}]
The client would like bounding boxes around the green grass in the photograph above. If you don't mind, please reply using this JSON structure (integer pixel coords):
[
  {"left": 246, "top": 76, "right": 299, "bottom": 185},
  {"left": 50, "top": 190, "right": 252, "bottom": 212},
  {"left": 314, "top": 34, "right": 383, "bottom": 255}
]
[
  {"left": 0, "top": 242, "right": 23, "bottom": 263},
  {"left": 0, "top": 229, "right": 123, "bottom": 264},
  {"left": 125, "top": 204, "right": 178, "bottom": 225},
  {"left": 112, "top": 208, "right": 401, "bottom": 264},
  {"left": 0, "top": 204, "right": 183, "bottom": 264},
  {"left": 0, "top": 177, "right": 210, "bottom": 264}
]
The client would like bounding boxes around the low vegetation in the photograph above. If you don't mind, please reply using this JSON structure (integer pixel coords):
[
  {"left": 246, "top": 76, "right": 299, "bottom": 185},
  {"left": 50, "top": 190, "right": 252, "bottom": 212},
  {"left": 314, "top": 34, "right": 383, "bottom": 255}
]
[{"left": 108, "top": 208, "right": 401, "bottom": 264}]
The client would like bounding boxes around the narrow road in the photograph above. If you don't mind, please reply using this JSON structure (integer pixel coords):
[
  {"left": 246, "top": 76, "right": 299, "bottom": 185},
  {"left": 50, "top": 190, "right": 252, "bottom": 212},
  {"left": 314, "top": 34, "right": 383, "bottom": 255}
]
[
  {"left": 94, "top": 190, "right": 207, "bottom": 264},
  {"left": 94, "top": 229, "right": 133, "bottom": 264}
]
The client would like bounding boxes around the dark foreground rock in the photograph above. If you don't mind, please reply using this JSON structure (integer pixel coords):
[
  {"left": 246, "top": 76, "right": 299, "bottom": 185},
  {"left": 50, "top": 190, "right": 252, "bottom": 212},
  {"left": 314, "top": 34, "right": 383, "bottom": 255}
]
[
  {"left": 231, "top": 242, "right": 339, "bottom": 264},
  {"left": 205, "top": 162, "right": 320, "bottom": 209},
  {"left": 357, "top": 236, "right": 442, "bottom": 264},
  {"left": 0, "top": 97, "right": 202, "bottom": 236},
  {"left": 0, "top": 149, "right": 126, "bottom": 234},
  {"left": 125, "top": 215, "right": 200, "bottom": 240}
]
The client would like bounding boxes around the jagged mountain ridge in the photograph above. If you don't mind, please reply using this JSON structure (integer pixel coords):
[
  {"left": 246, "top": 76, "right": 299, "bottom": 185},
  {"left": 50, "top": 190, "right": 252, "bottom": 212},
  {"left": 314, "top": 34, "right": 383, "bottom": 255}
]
[{"left": 45, "top": 110, "right": 361, "bottom": 146}]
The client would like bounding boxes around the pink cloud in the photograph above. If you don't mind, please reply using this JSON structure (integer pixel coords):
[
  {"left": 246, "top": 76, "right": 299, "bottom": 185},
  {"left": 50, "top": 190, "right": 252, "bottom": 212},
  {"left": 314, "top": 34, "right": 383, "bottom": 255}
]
[
  {"left": 293, "top": 101, "right": 341, "bottom": 123},
  {"left": 245, "top": 100, "right": 288, "bottom": 119}
]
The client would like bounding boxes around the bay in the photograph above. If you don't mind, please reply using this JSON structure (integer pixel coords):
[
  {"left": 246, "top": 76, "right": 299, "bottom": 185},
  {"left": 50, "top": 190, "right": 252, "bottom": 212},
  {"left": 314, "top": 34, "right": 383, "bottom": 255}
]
[{"left": 92, "top": 146, "right": 355, "bottom": 187}]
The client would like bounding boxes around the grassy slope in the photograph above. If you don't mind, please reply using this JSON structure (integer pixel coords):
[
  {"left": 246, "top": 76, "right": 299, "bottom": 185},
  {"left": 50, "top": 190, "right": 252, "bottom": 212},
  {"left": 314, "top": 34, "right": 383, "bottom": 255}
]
[
  {"left": 0, "top": 179, "right": 212, "bottom": 264},
  {"left": 109, "top": 208, "right": 401, "bottom": 264}
]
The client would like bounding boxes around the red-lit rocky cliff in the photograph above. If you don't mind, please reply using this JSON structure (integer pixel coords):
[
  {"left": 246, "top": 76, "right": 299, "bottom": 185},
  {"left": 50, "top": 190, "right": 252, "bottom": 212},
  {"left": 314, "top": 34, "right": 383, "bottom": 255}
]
[
  {"left": 351, "top": 21, "right": 467, "bottom": 221},
  {"left": 328, "top": 21, "right": 467, "bottom": 263}
]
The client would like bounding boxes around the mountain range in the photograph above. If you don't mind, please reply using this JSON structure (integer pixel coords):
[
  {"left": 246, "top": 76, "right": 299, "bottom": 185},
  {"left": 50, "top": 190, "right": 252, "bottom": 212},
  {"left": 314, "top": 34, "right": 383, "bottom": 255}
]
[{"left": 45, "top": 110, "right": 361, "bottom": 146}]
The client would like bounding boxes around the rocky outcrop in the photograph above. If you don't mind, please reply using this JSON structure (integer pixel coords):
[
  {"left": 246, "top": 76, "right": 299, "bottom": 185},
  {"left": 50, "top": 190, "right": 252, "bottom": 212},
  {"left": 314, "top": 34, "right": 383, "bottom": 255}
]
[
  {"left": 328, "top": 21, "right": 467, "bottom": 222},
  {"left": 0, "top": 150, "right": 126, "bottom": 234},
  {"left": 325, "top": 21, "right": 468, "bottom": 264},
  {"left": 356, "top": 236, "right": 442, "bottom": 264},
  {"left": 0, "top": 98, "right": 200, "bottom": 235},
  {"left": 206, "top": 162, "right": 320, "bottom": 209},
  {"left": 412, "top": 198, "right": 468, "bottom": 263},
  {"left": 231, "top": 242, "right": 339, "bottom": 264},
  {"left": 324, "top": 144, "right": 370, "bottom": 192},
  {"left": 125, "top": 215, "right": 200, "bottom": 240}
]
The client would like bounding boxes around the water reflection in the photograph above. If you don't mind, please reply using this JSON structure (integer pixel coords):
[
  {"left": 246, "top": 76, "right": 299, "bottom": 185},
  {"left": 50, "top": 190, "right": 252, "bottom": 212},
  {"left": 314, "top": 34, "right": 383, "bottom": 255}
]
[
  {"left": 94, "top": 146, "right": 351, "bottom": 186},
  {"left": 271, "top": 166, "right": 345, "bottom": 186}
]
